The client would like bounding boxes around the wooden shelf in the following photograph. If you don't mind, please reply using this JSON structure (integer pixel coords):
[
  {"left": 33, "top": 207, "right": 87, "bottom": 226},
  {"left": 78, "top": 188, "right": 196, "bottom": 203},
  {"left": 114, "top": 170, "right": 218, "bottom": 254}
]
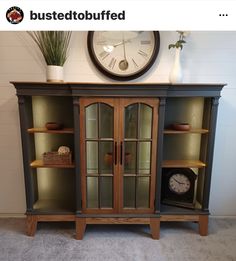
[
  {"left": 162, "top": 160, "right": 206, "bottom": 168},
  {"left": 33, "top": 199, "right": 75, "bottom": 214},
  {"left": 160, "top": 203, "right": 203, "bottom": 215},
  {"left": 30, "top": 160, "right": 75, "bottom": 168},
  {"left": 27, "top": 128, "right": 74, "bottom": 134},
  {"left": 164, "top": 129, "right": 209, "bottom": 134}
]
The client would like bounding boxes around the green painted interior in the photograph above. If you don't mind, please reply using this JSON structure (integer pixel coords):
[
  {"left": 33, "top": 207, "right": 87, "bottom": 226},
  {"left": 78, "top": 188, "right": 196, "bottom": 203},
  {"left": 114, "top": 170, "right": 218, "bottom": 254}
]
[
  {"left": 36, "top": 169, "right": 75, "bottom": 201},
  {"left": 32, "top": 96, "right": 75, "bottom": 210},
  {"left": 163, "top": 97, "right": 205, "bottom": 160}
]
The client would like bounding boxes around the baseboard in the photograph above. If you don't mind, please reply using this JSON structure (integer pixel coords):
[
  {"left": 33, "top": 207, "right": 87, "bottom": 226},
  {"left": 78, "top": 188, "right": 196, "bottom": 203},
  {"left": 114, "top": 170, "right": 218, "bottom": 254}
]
[
  {"left": 211, "top": 215, "right": 236, "bottom": 219},
  {"left": 0, "top": 213, "right": 25, "bottom": 218}
]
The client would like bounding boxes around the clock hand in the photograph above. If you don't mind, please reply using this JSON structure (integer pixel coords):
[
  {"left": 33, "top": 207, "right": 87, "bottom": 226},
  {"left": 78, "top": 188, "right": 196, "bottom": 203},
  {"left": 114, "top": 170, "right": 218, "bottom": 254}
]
[
  {"left": 113, "top": 39, "right": 131, "bottom": 47},
  {"left": 173, "top": 178, "right": 185, "bottom": 185},
  {"left": 118, "top": 33, "right": 129, "bottom": 71},
  {"left": 122, "top": 33, "right": 127, "bottom": 61},
  {"left": 103, "top": 40, "right": 131, "bottom": 53}
]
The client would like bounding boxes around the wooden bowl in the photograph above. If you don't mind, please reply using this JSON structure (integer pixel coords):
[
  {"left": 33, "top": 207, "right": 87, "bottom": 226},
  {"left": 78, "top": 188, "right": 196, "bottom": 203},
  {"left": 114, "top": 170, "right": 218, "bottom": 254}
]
[
  {"left": 104, "top": 152, "right": 132, "bottom": 165},
  {"left": 45, "top": 122, "right": 64, "bottom": 130},
  {"left": 125, "top": 153, "right": 132, "bottom": 164},
  {"left": 171, "top": 123, "right": 191, "bottom": 131},
  {"left": 104, "top": 153, "right": 113, "bottom": 165}
]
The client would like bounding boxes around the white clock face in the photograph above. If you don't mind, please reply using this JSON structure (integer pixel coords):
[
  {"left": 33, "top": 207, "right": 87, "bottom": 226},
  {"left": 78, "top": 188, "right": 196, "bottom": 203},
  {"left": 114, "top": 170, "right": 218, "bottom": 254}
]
[
  {"left": 169, "top": 174, "right": 191, "bottom": 195},
  {"left": 88, "top": 31, "right": 159, "bottom": 80}
]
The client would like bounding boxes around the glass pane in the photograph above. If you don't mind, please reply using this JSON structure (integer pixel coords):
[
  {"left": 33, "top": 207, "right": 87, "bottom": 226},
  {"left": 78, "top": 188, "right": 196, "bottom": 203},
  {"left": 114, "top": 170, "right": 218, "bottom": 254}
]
[
  {"left": 86, "top": 104, "right": 98, "bottom": 139},
  {"left": 124, "top": 142, "right": 136, "bottom": 174},
  {"left": 136, "top": 177, "right": 150, "bottom": 208},
  {"left": 100, "top": 103, "right": 114, "bottom": 138},
  {"left": 100, "top": 141, "right": 113, "bottom": 174},
  {"left": 100, "top": 177, "right": 113, "bottom": 208},
  {"left": 86, "top": 141, "right": 98, "bottom": 174},
  {"left": 138, "top": 142, "right": 151, "bottom": 174},
  {"left": 140, "top": 104, "right": 152, "bottom": 139},
  {"left": 87, "top": 177, "right": 98, "bottom": 208},
  {"left": 123, "top": 177, "right": 135, "bottom": 208},
  {"left": 125, "top": 104, "right": 138, "bottom": 139}
]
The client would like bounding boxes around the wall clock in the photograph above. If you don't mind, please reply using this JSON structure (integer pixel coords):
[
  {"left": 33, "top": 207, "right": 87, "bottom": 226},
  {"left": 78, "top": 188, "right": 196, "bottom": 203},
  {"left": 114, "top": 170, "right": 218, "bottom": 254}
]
[
  {"left": 87, "top": 31, "right": 160, "bottom": 81},
  {"left": 161, "top": 168, "right": 197, "bottom": 209}
]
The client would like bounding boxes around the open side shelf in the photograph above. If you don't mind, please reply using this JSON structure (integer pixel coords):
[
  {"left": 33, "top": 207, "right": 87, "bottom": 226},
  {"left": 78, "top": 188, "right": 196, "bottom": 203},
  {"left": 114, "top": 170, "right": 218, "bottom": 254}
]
[
  {"left": 162, "top": 160, "right": 206, "bottom": 168},
  {"left": 30, "top": 160, "right": 75, "bottom": 168},
  {"left": 33, "top": 199, "right": 75, "bottom": 214}
]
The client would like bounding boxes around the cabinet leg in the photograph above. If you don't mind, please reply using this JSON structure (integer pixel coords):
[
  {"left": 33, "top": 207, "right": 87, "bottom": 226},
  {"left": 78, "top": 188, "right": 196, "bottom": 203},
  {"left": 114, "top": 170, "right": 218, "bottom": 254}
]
[
  {"left": 76, "top": 218, "right": 86, "bottom": 240},
  {"left": 26, "top": 215, "right": 37, "bottom": 237},
  {"left": 199, "top": 215, "right": 208, "bottom": 236},
  {"left": 150, "top": 218, "right": 160, "bottom": 239}
]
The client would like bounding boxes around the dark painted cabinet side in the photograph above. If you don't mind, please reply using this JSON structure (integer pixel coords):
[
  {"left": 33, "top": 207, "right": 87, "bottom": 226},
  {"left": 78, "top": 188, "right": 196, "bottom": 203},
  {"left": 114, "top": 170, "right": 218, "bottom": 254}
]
[
  {"left": 17, "top": 95, "right": 38, "bottom": 213},
  {"left": 73, "top": 97, "right": 82, "bottom": 214},
  {"left": 155, "top": 97, "right": 166, "bottom": 213},
  {"left": 202, "top": 97, "right": 220, "bottom": 211}
]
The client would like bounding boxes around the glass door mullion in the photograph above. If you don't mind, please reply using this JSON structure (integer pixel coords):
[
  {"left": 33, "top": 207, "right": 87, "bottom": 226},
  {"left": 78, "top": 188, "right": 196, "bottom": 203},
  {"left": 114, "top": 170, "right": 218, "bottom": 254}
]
[
  {"left": 98, "top": 103, "right": 101, "bottom": 208},
  {"left": 97, "top": 103, "right": 102, "bottom": 209}
]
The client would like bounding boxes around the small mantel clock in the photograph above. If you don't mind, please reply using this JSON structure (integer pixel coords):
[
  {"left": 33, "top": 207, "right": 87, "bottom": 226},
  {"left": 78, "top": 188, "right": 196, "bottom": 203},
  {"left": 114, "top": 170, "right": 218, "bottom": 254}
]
[{"left": 162, "top": 168, "right": 197, "bottom": 209}]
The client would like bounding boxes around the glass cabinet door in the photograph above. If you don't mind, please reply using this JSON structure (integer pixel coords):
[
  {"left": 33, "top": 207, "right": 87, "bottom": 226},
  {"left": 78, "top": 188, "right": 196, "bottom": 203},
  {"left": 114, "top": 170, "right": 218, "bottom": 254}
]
[
  {"left": 121, "top": 99, "right": 158, "bottom": 212},
  {"left": 80, "top": 99, "right": 118, "bottom": 213},
  {"left": 80, "top": 98, "right": 158, "bottom": 214}
]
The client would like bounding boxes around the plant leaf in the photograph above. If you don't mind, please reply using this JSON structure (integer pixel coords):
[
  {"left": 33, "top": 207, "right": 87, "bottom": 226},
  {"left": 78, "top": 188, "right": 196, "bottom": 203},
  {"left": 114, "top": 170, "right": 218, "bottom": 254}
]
[
  {"left": 27, "top": 31, "right": 72, "bottom": 66},
  {"left": 168, "top": 44, "right": 176, "bottom": 49}
]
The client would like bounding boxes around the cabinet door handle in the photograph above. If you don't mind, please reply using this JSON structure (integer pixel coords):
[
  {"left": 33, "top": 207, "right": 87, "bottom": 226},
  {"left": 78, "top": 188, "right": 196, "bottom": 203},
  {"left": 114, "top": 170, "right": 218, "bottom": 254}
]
[
  {"left": 120, "top": 142, "right": 123, "bottom": 165},
  {"left": 114, "top": 142, "right": 117, "bottom": 165}
]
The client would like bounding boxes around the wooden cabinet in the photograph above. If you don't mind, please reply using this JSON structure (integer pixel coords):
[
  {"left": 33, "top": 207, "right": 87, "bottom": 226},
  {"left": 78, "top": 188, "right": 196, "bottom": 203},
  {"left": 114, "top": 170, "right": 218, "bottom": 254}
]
[{"left": 12, "top": 82, "right": 225, "bottom": 239}]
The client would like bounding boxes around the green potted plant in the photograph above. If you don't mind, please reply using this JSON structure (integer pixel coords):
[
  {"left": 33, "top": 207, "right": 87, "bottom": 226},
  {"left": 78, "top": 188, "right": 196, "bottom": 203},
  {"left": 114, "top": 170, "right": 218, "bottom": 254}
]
[{"left": 28, "top": 31, "right": 72, "bottom": 82}]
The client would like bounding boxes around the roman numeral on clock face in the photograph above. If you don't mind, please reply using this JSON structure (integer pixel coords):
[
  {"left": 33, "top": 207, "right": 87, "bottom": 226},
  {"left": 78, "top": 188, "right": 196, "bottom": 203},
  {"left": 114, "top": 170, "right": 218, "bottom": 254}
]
[
  {"left": 141, "top": 40, "right": 151, "bottom": 45},
  {"left": 108, "top": 58, "right": 117, "bottom": 69},
  {"left": 138, "top": 50, "right": 148, "bottom": 58},
  {"left": 132, "top": 58, "right": 139, "bottom": 68},
  {"left": 99, "top": 51, "right": 110, "bottom": 60}
]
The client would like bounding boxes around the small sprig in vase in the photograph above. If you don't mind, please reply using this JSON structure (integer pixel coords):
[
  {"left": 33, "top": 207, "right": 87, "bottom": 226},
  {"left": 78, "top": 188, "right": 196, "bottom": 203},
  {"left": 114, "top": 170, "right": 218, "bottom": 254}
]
[{"left": 168, "top": 31, "right": 189, "bottom": 83}]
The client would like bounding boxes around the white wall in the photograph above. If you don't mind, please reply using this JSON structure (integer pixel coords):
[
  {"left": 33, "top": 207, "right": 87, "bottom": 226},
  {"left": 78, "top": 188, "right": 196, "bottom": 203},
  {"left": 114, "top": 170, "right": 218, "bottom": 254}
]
[{"left": 0, "top": 31, "right": 235, "bottom": 216}]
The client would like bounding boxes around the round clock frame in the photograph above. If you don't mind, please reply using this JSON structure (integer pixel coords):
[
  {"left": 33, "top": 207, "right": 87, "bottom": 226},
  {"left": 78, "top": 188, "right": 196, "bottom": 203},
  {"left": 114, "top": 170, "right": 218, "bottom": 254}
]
[{"left": 87, "top": 31, "right": 160, "bottom": 81}]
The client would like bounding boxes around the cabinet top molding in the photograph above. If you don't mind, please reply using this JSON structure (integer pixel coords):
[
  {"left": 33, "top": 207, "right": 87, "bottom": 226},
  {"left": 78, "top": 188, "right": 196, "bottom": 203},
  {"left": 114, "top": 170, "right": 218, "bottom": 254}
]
[{"left": 11, "top": 82, "right": 226, "bottom": 98}]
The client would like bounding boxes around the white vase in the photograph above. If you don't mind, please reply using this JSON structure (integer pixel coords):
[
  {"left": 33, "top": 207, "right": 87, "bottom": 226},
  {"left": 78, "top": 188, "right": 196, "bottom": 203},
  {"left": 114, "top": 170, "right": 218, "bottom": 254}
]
[
  {"left": 46, "top": 65, "right": 64, "bottom": 83},
  {"left": 169, "top": 48, "right": 183, "bottom": 83}
]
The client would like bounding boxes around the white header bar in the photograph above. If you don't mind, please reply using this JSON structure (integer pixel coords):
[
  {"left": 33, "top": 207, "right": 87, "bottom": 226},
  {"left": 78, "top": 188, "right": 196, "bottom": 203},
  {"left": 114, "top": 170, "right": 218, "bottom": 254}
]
[{"left": 1, "top": 0, "right": 236, "bottom": 30}]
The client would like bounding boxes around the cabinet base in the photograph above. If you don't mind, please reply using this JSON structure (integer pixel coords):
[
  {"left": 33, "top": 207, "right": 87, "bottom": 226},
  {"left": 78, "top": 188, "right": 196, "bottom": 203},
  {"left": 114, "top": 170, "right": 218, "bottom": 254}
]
[
  {"left": 160, "top": 214, "right": 208, "bottom": 236},
  {"left": 25, "top": 214, "right": 208, "bottom": 239},
  {"left": 26, "top": 214, "right": 75, "bottom": 237},
  {"left": 75, "top": 217, "right": 160, "bottom": 240}
]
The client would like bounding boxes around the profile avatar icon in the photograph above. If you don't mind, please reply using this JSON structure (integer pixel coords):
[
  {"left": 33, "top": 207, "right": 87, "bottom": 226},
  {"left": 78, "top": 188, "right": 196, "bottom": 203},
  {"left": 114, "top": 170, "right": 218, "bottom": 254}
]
[{"left": 6, "top": 6, "right": 24, "bottom": 24}]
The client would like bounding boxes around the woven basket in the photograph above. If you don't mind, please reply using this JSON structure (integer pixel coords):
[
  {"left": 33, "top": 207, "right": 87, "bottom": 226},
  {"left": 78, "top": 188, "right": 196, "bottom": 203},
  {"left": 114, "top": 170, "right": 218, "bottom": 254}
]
[{"left": 43, "top": 152, "right": 72, "bottom": 165}]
